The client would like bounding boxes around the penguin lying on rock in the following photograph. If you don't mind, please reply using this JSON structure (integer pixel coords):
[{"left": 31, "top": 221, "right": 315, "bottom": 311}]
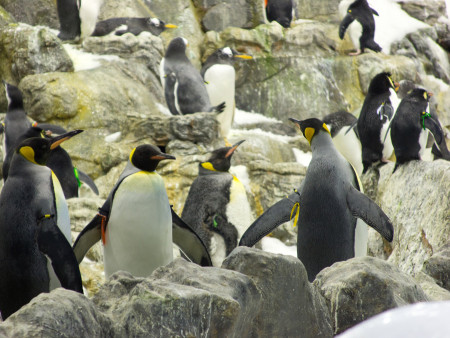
[
  {"left": 73, "top": 144, "right": 212, "bottom": 278},
  {"left": 239, "top": 118, "right": 394, "bottom": 282},
  {"left": 92, "top": 17, "right": 177, "bottom": 37},
  {"left": 0, "top": 131, "right": 84, "bottom": 319}
]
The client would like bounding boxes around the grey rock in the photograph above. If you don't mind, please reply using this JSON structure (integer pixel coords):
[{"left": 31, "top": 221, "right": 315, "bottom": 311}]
[
  {"left": 314, "top": 256, "right": 429, "bottom": 335},
  {"left": 422, "top": 241, "right": 450, "bottom": 292},
  {"left": 98, "top": 0, "right": 155, "bottom": 21},
  {"left": 414, "top": 272, "right": 450, "bottom": 301},
  {"left": 223, "top": 247, "right": 333, "bottom": 337},
  {"left": 398, "top": 0, "right": 447, "bottom": 26},
  {"left": 0, "top": 5, "right": 14, "bottom": 27},
  {"left": 294, "top": 0, "right": 340, "bottom": 23},
  {"left": 0, "top": 0, "right": 58, "bottom": 29}
]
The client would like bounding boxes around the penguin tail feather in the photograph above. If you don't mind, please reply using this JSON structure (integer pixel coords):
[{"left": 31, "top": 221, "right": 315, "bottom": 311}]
[{"left": 212, "top": 101, "right": 226, "bottom": 114}]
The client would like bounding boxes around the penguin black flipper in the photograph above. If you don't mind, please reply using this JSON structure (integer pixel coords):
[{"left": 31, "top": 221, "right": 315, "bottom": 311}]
[
  {"left": 239, "top": 190, "right": 301, "bottom": 247},
  {"left": 339, "top": 14, "right": 354, "bottom": 40},
  {"left": 57, "top": 0, "right": 81, "bottom": 40},
  {"left": 72, "top": 213, "right": 104, "bottom": 264},
  {"left": 371, "top": 8, "right": 379, "bottom": 16},
  {"left": 77, "top": 169, "right": 100, "bottom": 195},
  {"left": 171, "top": 208, "right": 212, "bottom": 266},
  {"left": 423, "top": 115, "right": 444, "bottom": 145},
  {"left": 37, "top": 216, "right": 83, "bottom": 293},
  {"left": 346, "top": 186, "right": 394, "bottom": 242}
]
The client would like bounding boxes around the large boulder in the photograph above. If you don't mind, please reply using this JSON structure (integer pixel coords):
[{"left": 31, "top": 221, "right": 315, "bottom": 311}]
[
  {"left": 0, "top": 0, "right": 58, "bottom": 29},
  {"left": 422, "top": 241, "right": 450, "bottom": 292}
]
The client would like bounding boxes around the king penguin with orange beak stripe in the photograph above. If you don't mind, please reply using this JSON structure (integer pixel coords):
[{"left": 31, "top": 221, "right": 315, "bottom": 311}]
[{"left": 240, "top": 118, "right": 394, "bottom": 281}]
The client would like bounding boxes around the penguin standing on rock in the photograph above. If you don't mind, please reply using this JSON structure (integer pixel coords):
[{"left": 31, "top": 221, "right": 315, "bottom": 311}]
[
  {"left": 240, "top": 118, "right": 394, "bottom": 282},
  {"left": 160, "top": 37, "right": 225, "bottom": 116},
  {"left": 92, "top": 17, "right": 177, "bottom": 37},
  {"left": 73, "top": 144, "right": 211, "bottom": 278},
  {"left": 265, "top": 0, "right": 295, "bottom": 28},
  {"left": 357, "top": 72, "right": 400, "bottom": 173},
  {"left": 339, "top": 0, "right": 381, "bottom": 55},
  {"left": 181, "top": 141, "right": 252, "bottom": 267},
  {"left": 0, "top": 131, "right": 84, "bottom": 319},
  {"left": 390, "top": 89, "right": 449, "bottom": 171},
  {"left": 57, "top": 0, "right": 103, "bottom": 40},
  {"left": 201, "top": 47, "right": 252, "bottom": 140}
]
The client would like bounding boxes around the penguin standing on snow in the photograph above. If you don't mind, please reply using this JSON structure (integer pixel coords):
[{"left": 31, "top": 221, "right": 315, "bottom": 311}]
[
  {"left": 265, "top": 0, "right": 295, "bottom": 28},
  {"left": 160, "top": 37, "right": 225, "bottom": 116},
  {"left": 73, "top": 144, "right": 211, "bottom": 278},
  {"left": 390, "top": 88, "right": 448, "bottom": 171},
  {"left": 339, "top": 0, "right": 381, "bottom": 55},
  {"left": 201, "top": 47, "right": 252, "bottom": 140},
  {"left": 0, "top": 131, "right": 84, "bottom": 319},
  {"left": 357, "top": 72, "right": 400, "bottom": 173},
  {"left": 92, "top": 17, "right": 177, "bottom": 37},
  {"left": 57, "top": 0, "right": 103, "bottom": 40},
  {"left": 181, "top": 141, "right": 252, "bottom": 267},
  {"left": 240, "top": 118, "right": 394, "bottom": 282}
]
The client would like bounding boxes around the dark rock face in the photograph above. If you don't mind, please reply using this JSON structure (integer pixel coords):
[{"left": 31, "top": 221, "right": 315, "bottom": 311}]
[{"left": 423, "top": 241, "right": 450, "bottom": 292}]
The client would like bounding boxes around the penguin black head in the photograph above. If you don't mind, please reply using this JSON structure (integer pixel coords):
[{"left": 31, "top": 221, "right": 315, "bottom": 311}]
[
  {"left": 16, "top": 129, "right": 83, "bottom": 165},
  {"left": 165, "top": 37, "right": 188, "bottom": 59},
  {"left": 211, "top": 47, "right": 252, "bottom": 63},
  {"left": 130, "top": 144, "right": 176, "bottom": 172},
  {"left": 3, "top": 81, "right": 23, "bottom": 110},
  {"left": 201, "top": 140, "right": 245, "bottom": 172},
  {"left": 368, "top": 72, "right": 400, "bottom": 95},
  {"left": 406, "top": 88, "right": 432, "bottom": 103},
  {"left": 289, "top": 118, "right": 331, "bottom": 144}
]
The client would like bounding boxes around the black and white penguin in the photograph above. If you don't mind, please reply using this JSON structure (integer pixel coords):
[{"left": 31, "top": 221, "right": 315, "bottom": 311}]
[
  {"left": 390, "top": 89, "right": 448, "bottom": 171},
  {"left": 57, "top": 0, "right": 103, "bottom": 40},
  {"left": 201, "top": 47, "right": 252, "bottom": 139},
  {"left": 181, "top": 140, "right": 253, "bottom": 267},
  {"left": 240, "top": 118, "right": 394, "bottom": 281},
  {"left": 92, "top": 17, "right": 177, "bottom": 37},
  {"left": 339, "top": 0, "right": 381, "bottom": 55},
  {"left": 0, "top": 131, "right": 84, "bottom": 319},
  {"left": 323, "top": 111, "right": 363, "bottom": 176},
  {"left": 160, "top": 37, "right": 225, "bottom": 116},
  {"left": 357, "top": 72, "right": 400, "bottom": 173},
  {"left": 265, "top": 0, "right": 295, "bottom": 28},
  {"left": 72, "top": 144, "right": 212, "bottom": 278}
]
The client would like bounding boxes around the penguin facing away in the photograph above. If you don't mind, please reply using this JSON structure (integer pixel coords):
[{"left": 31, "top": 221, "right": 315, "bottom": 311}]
[
  {"left": 357, "top": 72, "right": 400, "bottom": 173},
  {"left": 160, "top": 37, "right": 225, "bottom": 116},
  {"left": 0, "top": 131, "right": 84, "bottom": 319},
  {"left": 73, "top": 144, "right": 212, "bottom": 278},
  {"left": 181, "top": 140, "right": 253, "bottom": 267},
  {"left": 390, "top": 89, "right": 448, "bottom": 171},
  {"left": 339, "top": 0, "right": 381, "bottom": 55},
  {"left": 92, "top": 17, "right": 177, "bottom": 37},
  {"left": 57, "top": 0, "right": 103, "bottom": 40},
  {"left": 201, "top": 47, "right": 252, "bottom": 139},
  {"left": 239, "top": 118, "right": 394, "bottom": 282},
  {"left": 265, "top": 0, "right": 295, "bottom": 28}
]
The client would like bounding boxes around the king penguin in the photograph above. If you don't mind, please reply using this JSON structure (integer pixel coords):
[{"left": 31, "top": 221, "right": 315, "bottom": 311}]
[
  {"left": 181, "top": 140, "right": 253, "bottom": 267},
  {"left": 57, "top": 0, "right": 103, "bottom": 40},
  {"left": 0, "top": 130, "right": 84, "bottom": 319},
  {"left": 390, "top": 88, "right": 448, "bottom": 171},
  {"left": 239, "top": 118, "right": 394, "bottom": 282},
  {"left": 357, "top": 72, "right": 400, "bottom": 173},
  {"left": 160, "top": 37, "right": 225, "bottom": 116},
  {"left": 201, "top": 47, "right": 252, "bottom": 140},
  {"left": 92, "top": 17, "right": 177, "bottom": 37},
  {"left": 265, "top": 0, "right": 295, "bottom": 28},
  {"left": 73, "top": 144, "right": 212, "bottom": 278},
  {"left": 339, "top": 0, "right": 381, "bottom": 55}
]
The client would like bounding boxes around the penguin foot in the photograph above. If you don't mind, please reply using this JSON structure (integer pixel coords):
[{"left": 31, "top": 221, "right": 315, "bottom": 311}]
[{"left": 349, "top": 49, "right": 362, "bottom": 56}]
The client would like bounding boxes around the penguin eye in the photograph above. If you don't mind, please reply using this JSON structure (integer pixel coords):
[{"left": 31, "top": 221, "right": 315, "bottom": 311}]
[{"left": 348, "top": 9, "right": 352, "bottom": 13}]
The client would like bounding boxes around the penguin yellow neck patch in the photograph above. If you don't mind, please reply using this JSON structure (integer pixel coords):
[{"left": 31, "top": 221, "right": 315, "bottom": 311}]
[
  {"left": 19, "top": 146, "right": 38, "bottom": 164},
  {"left": 201, "top": 162, "right": 216, "bottom": 171},
  {"left": 304, "top": 127, "right": 315, "bottom": 144},
  {"left": 129, "top": 147, "right": 136, "bottom": 164},
  {"left": 322, "top": 123, "right": 331, "bottom": 135}
]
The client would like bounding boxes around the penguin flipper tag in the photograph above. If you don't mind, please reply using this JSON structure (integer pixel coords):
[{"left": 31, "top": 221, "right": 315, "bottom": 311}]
[
  {"left": 346, "top": 187, "right": 394, "bottom": 242},
  {"left": 76, "top": 169, "right": 100, "bottom": 195},
  {"left": 339, "top": 14, "right": 354, "bottom": 40},
  {"left": 171, "top": 208, "right": 213, "bottom": 266},
  {"left": 37, "top": 215, "right": 83, "bottom": 293},
  {"left": 72, "top": 212, "right": 105, "bottom": 264},
  {"left": 239, "top": 190, "right": 301, "bottom": 247}
]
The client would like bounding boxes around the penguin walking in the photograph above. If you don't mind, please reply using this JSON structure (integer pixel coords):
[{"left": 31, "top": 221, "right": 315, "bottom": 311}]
[
  {"left": 73, "top": 144, "right": 211, "bottom": 278},
  {"left": 181, "top": 141, "right": 253, "bottom": 267},
  {"left": 339, "top": 0, "right": 381, "bottom": 55},
  {"left": 92, "top": 17, "right": 177, "bottom": 37},
  {"left": 57, "top": 0, "right": 103, "bottom": 40},
  {"left": 240, "top": 118, "right": 393, "bottom": 282},
  {"left": 390, "top": 88, "right": 448, "bottom": 171},
  {"left": 201, "top": 47, "right": 252, "bottom": 140},
  {"left": 323, "top": 111, "right": 363, "bottom": 176},
  {"left": 357, "top": 72, "right": 400, "bottom": 173},
  {"left": 0, "top": 131, "right": 84, "bottom": 319},
  {"left": 160, "top": 37, "right": 225, "bottom": 116},
  {"left": 265, "top": 0, "right": 295, "bottom": 28}
]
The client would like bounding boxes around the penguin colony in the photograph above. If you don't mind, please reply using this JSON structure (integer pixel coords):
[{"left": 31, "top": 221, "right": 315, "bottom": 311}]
[{"left": 0, "top": 0, "right": 448, "bottom": 321}]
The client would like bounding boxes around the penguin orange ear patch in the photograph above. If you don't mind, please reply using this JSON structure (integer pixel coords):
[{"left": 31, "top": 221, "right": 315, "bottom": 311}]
[{"left": 304, "top": 127, "right": 315, "bottom": 144}]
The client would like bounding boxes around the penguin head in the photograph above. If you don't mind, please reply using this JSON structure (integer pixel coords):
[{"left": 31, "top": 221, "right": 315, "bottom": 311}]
[
  {"left": 129, "top": 144, "right": 176, "bottom": 172},
  {"left": 3, "top": 81, "right": 23, "bottom": 110},
  {"left": 206, "top": 47, "right": 252, "bottom": 65},
  {"left": 165, "top": 37, "right": 188, "bottom": 59},
  {"left": 16, "top": 129, "right": 83, "bottom": 165},
  {"left": 368, "top": 72, "right": 400, "bottom": 94},
  {"left": 147, "top": 18, "right": 177, "bottom": 35},
  {"left": 202, "top": 140, "right": 245, "bottom": 172},
  {"left": 289, "top": 118, "right": 331, "bottom": 144},
  {"left": 407, "top": 88, "right": 433, "bottom": 104}
]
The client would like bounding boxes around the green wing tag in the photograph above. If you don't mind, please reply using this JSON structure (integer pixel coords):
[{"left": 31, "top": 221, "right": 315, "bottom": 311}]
[
  {"left": 73, "top": 167, "right": 82, "bottom": 187},
  {"left": 213, "top": 215, "right": 218, "bottom": 228},
  {"left": 421, "top": 112, "right": 431, "bottom": 130}
]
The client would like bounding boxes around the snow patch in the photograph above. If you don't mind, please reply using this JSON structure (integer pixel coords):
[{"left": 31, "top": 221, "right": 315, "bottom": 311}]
[
  {"left": 292, "top": 148, "right": 312, "bottom": 167},
  {"left": 230, "top": 165, "right": 252, "bottom": 193},
  {"left": 261, "top": 237, "right": 297, "bottom": 257},
  {"left": 234, "top": 108, "right": 282, "bottom": 126},
  {"left": 156, "top": 102, "right": 172, "bottom": 116},
  {"left": 63, "top": 44, "right": 120, "bottom": 71}
]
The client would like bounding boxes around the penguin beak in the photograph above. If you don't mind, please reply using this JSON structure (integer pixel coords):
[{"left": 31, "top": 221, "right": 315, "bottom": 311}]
[
  {"left": 151, "top": 153, "right": 176, "bottom": 161},
  {"left": 428, "top": 92, "right": 433, "bottom": 97},
  {"left": 50, "top": 130, "right": 84, "bottom": 150},
  {"left": 234, "top": 54, "right": 253, "bottom": 60},
  {"left": 165, "top": 24, "right": 178, "bottom": 29},
  {"left": 225, "top": 140, "right": 245, "bottom": 158},
  {"left": 288, "top": 117, "right": 302, "bottom": 129},
  {"left": 394, "top": 82, "right": 400, "bottom": 92}
]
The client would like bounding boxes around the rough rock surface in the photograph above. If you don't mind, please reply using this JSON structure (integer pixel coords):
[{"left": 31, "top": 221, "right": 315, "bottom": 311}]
[
  {"left": 422, "top": 241, "right": 450, "bottom": 292},
  {"left": 0, "top": 0, "right": 58, "bottom": 29}
]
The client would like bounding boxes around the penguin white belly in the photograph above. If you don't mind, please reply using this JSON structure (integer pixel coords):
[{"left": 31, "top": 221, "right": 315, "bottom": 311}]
[
  {"left": 104, "top": 172, "right": 173, "bottom": 278},
  {"left": 159, "top": 58, "right": 166, "bottom": 90},
  {"left": 348, "top": 21, "right": 362, "bottom": 50},
  {"left": 381, "top": 121, "right": 394, "bottom": 161},
  {"left": 52, "top": 172, "right": 72, "bottom": 244},
  {"left": 210, "top": 233, "right": 227, "bottom": 267},
  {"left": 205, "top": 65, "right": 236, "bottom": 137},
  {"left": 332, "top": 128, "right": 363, "bottom": 177},
  {"left": 226, "top": 177, "right": 253, "bottom": 239},
  {"left": 418, "top": 129, "right": 428, "bottom": 159},
  {"left": 79, "top": 0, "right": 103, "bottom": 38},
  {"left": 174, "top": 79, "right": 181, "bottom": 114},
  {"left": 354, "top": 219, "right": 368, "bottom": 256}
]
